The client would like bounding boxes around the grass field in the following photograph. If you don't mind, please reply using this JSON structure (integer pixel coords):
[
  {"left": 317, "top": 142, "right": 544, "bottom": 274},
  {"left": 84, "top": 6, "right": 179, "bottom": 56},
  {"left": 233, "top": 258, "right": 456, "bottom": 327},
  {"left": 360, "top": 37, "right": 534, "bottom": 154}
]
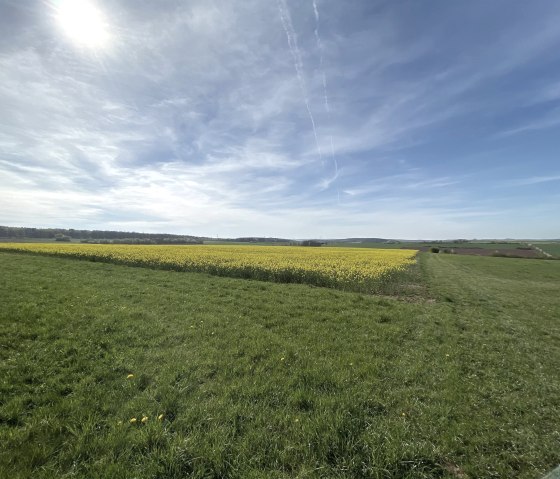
[
  {"left": 325, "top": 242, "right": 531, "bottom": 250},
  {"left": 536, "top": 243, "right": 560, "bottom": 257},
  {"left": 0, "top": 238, "right": 83, "bottom": 243},
  {"left": 1, "top": 252, "right": 559, "bottom": 478}
]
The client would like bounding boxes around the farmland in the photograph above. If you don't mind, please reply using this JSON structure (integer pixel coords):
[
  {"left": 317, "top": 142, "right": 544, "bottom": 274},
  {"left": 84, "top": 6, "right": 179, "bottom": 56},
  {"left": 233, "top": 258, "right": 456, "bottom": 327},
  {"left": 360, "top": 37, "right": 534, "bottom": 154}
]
[
  {"left": 534, "top": 243, "right": 560, "bottom": 257},
  {"left": 325, "top": 241, "right": 536, "bottom": 250},
  {"left": 1, "top": 248, "right": 559, "bottom": 478},
  {"left": 324, "top": 240, "right": 560, "bottom": 259},
  {"left": 0, "top": 243, "right": 417, "bottom": 294}
]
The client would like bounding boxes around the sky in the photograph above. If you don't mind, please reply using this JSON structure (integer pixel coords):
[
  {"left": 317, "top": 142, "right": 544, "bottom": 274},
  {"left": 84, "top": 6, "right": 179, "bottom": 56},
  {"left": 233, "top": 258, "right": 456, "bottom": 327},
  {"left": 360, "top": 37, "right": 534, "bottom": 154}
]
[{"left": 1, "top": 0, "right": 559, "bottom": 239}]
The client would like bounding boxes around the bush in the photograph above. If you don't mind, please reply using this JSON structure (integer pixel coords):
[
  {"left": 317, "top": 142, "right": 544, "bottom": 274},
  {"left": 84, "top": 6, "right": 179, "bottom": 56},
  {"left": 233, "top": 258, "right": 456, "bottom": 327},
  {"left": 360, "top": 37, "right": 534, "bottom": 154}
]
[
  {"left": 430, "top": 247, "right": 440, "bottom": 253},
  {"left": 301, "top": 240, "right": 324, "bottom": 247},
  {"left": 54, "top": 234, "right": 71, "bottom": 242}
]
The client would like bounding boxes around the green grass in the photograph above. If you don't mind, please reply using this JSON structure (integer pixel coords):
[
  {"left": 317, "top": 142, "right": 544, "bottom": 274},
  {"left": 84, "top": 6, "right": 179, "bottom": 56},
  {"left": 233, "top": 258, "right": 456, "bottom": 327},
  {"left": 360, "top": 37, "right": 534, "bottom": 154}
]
[
  {"left": 0, "top": 252, "right": 559, "bottom": 478},
  {"left": 325, "top": 241, "right": 529, "bottom": 250},
  {"left": 536, "top": 243, "right": 560, "bottom": 257},
  {"left": 0, "top": 238, "right": 83, "bottom": 243},
  {"left": 203, "top": 241, "right": 294, "bottom": 246},
  {"left": 324, "top": 242, "right": 407, "bottom": 248}
]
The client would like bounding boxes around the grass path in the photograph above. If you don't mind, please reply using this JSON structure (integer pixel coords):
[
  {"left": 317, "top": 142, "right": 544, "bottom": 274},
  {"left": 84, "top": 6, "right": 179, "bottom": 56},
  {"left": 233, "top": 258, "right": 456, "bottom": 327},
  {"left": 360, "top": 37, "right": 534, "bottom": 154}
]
[{"left": 0, "top": 252, "right": 558, "bottom": 478}]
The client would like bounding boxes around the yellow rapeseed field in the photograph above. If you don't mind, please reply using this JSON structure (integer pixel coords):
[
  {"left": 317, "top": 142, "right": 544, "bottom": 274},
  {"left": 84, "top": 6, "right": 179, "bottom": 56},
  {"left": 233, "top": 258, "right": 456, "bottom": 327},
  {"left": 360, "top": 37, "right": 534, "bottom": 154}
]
[{"left": 0, "top": 243, "right": 417, "bottom": 291}]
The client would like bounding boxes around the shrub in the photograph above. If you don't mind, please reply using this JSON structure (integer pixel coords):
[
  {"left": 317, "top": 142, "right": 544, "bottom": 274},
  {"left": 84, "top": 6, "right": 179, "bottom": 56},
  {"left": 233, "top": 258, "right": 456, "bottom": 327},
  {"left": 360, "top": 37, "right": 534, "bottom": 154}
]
[
  {"left": 430, "top": 247, "right": 440, "bottom": 253},
  {"left": 301, "top": 240, "right": 324, "bottom": 247}
]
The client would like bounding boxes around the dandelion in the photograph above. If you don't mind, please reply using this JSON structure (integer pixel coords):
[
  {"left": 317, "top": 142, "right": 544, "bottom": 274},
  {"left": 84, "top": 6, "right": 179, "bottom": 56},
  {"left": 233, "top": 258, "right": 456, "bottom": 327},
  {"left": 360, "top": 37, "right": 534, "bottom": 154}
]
[
  {"left": 130, "top": 417, "right": 137, "bottom": 424},
  {"left": 127, "top": 374, "right": 134, "bottom": 379},
  {"left": 141, "top": 415, "right": 148, "bottom": 424},
  {"left": 117, "top": 420, "right": 123, "bottom": 425},
  {"left": 157, "top": 414, "right": 164, "bottom": 421},
  {"left": 294, "top": 418, "right": 299, "bottom": 423},
  {"left": 402, "top": 412, "right": 406, "bottom": 416}
]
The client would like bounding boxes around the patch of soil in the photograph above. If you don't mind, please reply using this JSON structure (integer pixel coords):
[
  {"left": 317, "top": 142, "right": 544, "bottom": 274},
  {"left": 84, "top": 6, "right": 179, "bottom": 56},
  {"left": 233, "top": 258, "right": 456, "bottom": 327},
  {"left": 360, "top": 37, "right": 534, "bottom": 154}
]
[{"left": 443, "top": 462, "right": 469, "bottom": 478}]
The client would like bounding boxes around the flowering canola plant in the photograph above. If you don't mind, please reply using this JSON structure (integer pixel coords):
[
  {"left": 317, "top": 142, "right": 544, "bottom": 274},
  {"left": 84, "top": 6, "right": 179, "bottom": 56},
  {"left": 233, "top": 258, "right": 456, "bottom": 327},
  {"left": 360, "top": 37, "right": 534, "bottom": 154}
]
[{"left": 0, "top": 243, "right": 417, "bottom": 292}]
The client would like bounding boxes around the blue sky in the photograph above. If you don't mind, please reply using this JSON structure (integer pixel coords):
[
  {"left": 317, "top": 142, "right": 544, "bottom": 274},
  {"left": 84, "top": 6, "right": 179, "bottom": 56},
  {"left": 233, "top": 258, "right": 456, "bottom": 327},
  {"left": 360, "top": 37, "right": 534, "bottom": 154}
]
[{"left": 1, "top": 0, "right": 559, "bottom": 239}]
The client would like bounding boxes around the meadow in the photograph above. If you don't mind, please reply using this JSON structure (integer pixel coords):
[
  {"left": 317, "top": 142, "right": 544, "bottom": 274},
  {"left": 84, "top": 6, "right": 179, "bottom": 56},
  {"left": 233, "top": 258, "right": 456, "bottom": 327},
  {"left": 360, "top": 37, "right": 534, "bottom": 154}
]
[
  {"left": 0, "top": 249, "right": 559, "bottom": 478},
  {"left": 325, "top": 241, "right": 533, "bottom": 250},
  {"left": 535, "top": 243, "right": 560, "bottom": 257}
]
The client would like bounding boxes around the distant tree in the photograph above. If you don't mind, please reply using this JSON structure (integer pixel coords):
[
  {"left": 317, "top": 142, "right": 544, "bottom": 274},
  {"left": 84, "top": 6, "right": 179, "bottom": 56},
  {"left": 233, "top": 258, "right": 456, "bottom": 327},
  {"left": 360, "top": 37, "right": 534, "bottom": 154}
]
[{"left": 301, "top": 240, "right": 323, "bottom": 247}]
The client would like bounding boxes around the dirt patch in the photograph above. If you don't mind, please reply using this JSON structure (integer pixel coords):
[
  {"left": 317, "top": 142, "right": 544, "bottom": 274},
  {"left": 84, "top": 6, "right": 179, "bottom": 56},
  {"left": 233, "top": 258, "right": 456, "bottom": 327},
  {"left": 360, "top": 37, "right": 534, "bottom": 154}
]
[{"left": 443, "top": 462, "right": 469, "bottom": 478}]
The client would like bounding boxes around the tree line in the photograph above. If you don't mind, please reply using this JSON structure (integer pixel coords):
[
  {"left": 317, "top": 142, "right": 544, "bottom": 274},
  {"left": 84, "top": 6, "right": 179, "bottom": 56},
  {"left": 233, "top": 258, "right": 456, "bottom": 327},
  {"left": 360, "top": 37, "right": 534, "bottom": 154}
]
[{"left": 0, "top": 226, "right": 203, "bottom": 244}]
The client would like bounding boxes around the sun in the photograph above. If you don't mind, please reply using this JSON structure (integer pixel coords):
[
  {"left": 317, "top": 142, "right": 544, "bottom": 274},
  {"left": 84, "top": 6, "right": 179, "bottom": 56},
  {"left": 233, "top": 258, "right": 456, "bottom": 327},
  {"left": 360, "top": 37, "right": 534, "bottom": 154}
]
[{"left": 53, "top": 0, "right": 111, "bottom": 49}]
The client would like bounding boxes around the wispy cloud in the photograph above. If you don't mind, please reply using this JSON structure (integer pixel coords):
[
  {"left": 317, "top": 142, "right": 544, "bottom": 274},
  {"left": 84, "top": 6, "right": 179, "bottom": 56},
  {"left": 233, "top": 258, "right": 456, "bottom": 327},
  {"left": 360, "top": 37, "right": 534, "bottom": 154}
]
[
  {"left": 502, "top": 175, "right": 560, "bottom": 187},
  {"left": 495, "top": 108, "right": 560, "bottom": 137},
  {"left": 342, "top": 172, "right": 460, "bottom": 198}
]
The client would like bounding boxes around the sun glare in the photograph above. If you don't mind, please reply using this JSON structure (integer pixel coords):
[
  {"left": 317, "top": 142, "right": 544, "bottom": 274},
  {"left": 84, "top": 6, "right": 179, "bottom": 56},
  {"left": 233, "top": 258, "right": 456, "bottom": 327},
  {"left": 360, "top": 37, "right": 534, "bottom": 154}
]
[{"left": 54, "top": 0, "right": 111, "bottom": 49}]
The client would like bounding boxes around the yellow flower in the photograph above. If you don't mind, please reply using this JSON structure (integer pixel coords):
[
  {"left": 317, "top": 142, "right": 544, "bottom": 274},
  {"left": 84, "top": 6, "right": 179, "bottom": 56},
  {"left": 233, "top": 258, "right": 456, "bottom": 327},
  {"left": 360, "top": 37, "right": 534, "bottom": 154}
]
[
  {"left": 141, "top": 416, "right": 148, "bottom": 423},
  {"left": 0, "top": 243, "right": 417, "bottom": 292},
  {"left": 157, "top": 414, "right": 164, "bottom": 421},
  {"left": 127, "top": 374, "right": 134, "bottom": 379},
  {"left": 129, "top": 417, "right": 137, "bottom": 424},
  {"left": 280, "top": 357, "right": 285, "bottom": 361}
]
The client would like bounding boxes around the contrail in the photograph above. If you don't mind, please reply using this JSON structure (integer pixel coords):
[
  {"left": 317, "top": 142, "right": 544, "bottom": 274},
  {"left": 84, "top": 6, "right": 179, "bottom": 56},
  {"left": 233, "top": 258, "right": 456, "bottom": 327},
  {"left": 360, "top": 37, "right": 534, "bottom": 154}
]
[
  {"left": 312, "top": 0, "right": 330, "bottom": 117},
  {"left": 312, "top": 0, "right": 319, "bottom": 22},
  {"left": 277, "top": 0, "right": 322, "bottom": 160},
  {"left": 312, "top": 0, "right": 339, "bottom": 201}
]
